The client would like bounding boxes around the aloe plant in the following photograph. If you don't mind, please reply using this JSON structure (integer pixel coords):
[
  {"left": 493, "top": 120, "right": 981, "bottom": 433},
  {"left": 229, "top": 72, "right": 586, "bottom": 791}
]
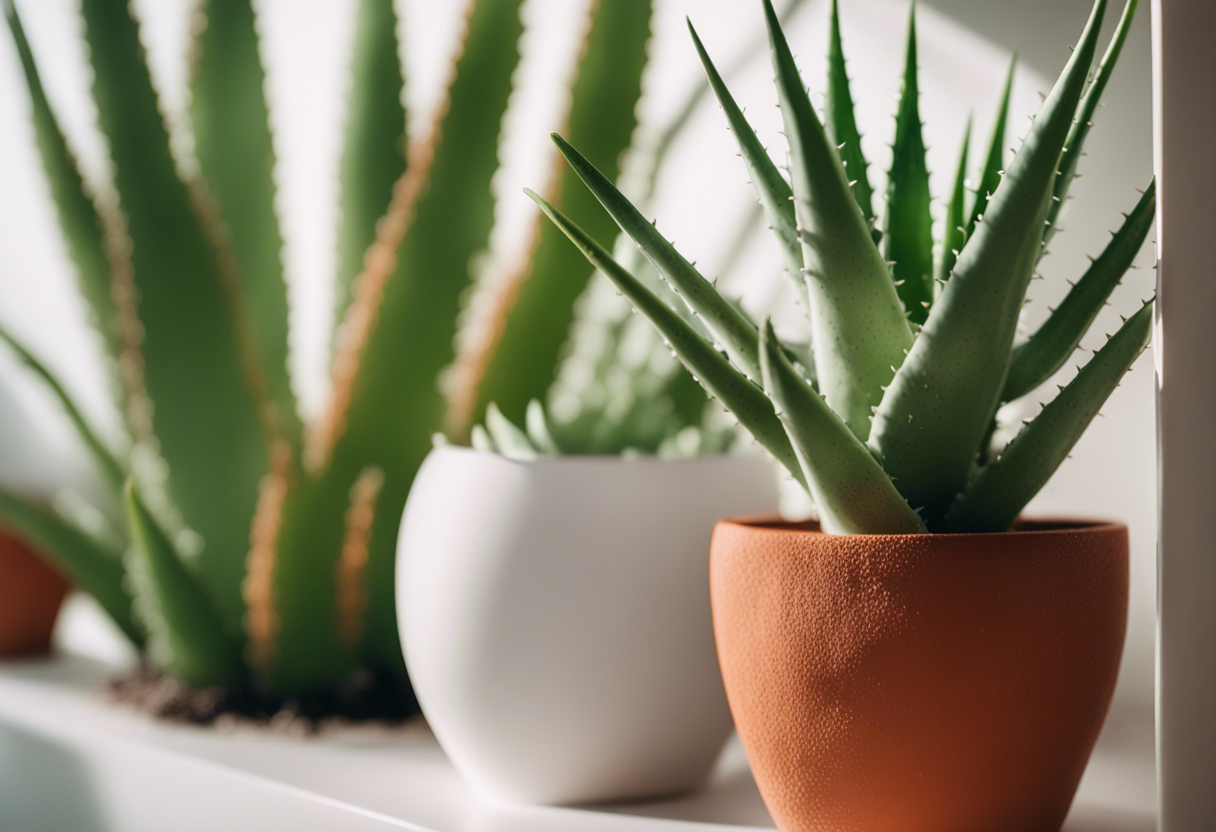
[
  {"left": 529, "top": 0, "right": 1152, "bottom": 535},
  {"left": 0, "top": 0, "right": 673, "bottom": 699}
]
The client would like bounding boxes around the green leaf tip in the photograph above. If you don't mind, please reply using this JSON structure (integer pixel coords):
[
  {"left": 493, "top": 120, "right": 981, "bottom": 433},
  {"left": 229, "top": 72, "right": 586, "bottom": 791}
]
[
  {"left": 870, "top": 0, "right": 1110, "bottom": 525},
  {"left": 885, "top": 3, "right": 934, "bottom": 323},
  {"left": 0, "top": 487, "right": 142, "bottom": 646},
  {"left": 759, "top": 320, "right": 926, "bottom": 536},
  {"left": 124, "top": 481, "right": 244, "bottom": 689},
  {"left": 549, "top": 132, "right": 765, "bottom": 383},
  {"left": 942, "top": 298, "right": 1153, "bottom": 533},
  {"left": 525, "top": 187, "right": 806, "bottom": 489},
  {"left": 1004, "top": 179, "right": 1155, "bottom": 401},
  {"left": 825, "top": 0, "right": 875, "bottom": 225},
  {"left": 762, "top": 0, "right": 914, "bottom": 441}
]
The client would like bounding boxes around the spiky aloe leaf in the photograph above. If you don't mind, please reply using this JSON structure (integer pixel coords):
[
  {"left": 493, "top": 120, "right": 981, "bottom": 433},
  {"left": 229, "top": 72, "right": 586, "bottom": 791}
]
[
  {"left": 526, "top": 189, "right": 806, "bottom": 489},
  {"left": 884, "top": 6, "right": 934, "bottom": 323},
  {"left": 870, "top": 0, "right": 1109, "bottom": 525},
  {"left": 543, "top": 245, "right": 709, "bottom": 456},
  {"left": 124, "top": 482, "right": 242, "bottom": 687},
  {"left": 306, "top": 0, "right": 526, "bottom": 671},
  {"left": 552, "top": 135, "right": 765, "bottom": 384},
  {"left": 191, "top": 0, "right": 298, "bottom": 442},
  {"left": 762, "top": 0, "right": 913, "bottom": 441},
  {"left": 260, "top": 456, "right": 391, "bottom": 695},
  {"left": 964, "top": 55, "right": 1015, "bottom": 243},
  {"left": 335, "top": 0, "right": 406, "bottom": 330},
  {"left": 4, "top": 3, "right": 119, "bottom": 361},
  {"left": 688, "top": 21, "right": 800, "bottom": 286},
  {"left": 462, "top": 0, "right": 653, "bottom": 430},
  {"left": 1044, "top": 0, "right": 1140, "bottom": 248},
  {"left": 942, "top": 299, "right": 1152, "bottom": 532},
  {"left": 0, "top": 487, "right": 141, "bottom": 645},
  {"left": 78, "top": 0, "right": 271, "bottom": 630},
  {"left": 824, "top": 0, "right": 875, "bottom": 229},
  {"left": 1004, "top": 180, "right": 1155, "bottom": 401},
  {"left": 936, "top": 118, "right": 971, "bottom": 290},
  {"left": 758, "top": 321, "right": 924, "bottom": 535},
  {"left": 0, "top": 324, "right": 126, "bottom": 491}
]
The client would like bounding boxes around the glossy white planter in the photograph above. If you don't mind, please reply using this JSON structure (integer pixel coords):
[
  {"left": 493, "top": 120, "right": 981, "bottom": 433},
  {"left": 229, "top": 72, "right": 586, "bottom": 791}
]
[{"left": 396, "top": 446, "right": 780, "bottom": 806}]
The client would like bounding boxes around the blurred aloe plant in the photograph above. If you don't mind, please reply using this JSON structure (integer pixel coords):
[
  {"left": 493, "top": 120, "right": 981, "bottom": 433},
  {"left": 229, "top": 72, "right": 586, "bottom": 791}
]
[
  {"left": 0, "top": 0, "right": 718, "bottom": 698},
  {"left": 530, "top": 0, "right": 1153, "bottom": 535}
]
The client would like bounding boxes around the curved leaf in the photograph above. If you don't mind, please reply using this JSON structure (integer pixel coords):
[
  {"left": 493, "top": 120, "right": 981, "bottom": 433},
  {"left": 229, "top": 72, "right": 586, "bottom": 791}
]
[
  {"left": 1044, "top": 0, "right": 1140, "bottom": 248},
  {"left": 825, "top": 0, "right": 875, "bottom": 226},
  {"left": 941, "top": 299, "right": 1152, "bottom": 532},
  {"left": 79, "top": 0, "right": 271, "bottom": 630},
  {"left": 125, "top": 481, "right": 243, "bottom": 687},
  {"left": 762, "top": 0, "right": 913, "bottom": 441},
  {"left": 759, "top": 321, "right": 925, "bottom": 535},
  {"left": 527, "top": 189, "right": 805, "bottom": 489},
  {"left": 0, "top": 487, "right": 141, "bottom": 646},
  {"left": 1004, "top": 179, "right": 1154, "bottom": 401},
  {"left": 466, "top": 0, "right": 653, "bottom": 429},
  {"left": 335, "top": 0, "right": 407, "bottom": 331},
  {"left": 870, "top": 0, "right": 1109, "bottom": 525},
  {"left": 191, "top": 0, "right": 298, "bottom": 441}
]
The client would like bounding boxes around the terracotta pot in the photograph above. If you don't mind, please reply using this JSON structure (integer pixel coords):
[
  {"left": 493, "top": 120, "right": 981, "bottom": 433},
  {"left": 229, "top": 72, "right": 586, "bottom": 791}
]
[
  {"left": 710, "top": 515, "right": 1128, "bottom": 832},
  {"left": 0, "top": 525, "right": 71, "bottom": 656}
]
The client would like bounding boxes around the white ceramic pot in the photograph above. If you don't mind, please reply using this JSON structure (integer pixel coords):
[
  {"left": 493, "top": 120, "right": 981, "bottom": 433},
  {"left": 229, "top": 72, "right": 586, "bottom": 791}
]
[{"left": 396, "top": 446, "right": 779, "bottom": 806}]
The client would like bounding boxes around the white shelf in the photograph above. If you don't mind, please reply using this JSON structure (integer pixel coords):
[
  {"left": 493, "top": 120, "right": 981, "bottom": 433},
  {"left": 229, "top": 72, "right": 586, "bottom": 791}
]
[{"left": 0, "top": 651, "right": 1157, "bottom": 832}]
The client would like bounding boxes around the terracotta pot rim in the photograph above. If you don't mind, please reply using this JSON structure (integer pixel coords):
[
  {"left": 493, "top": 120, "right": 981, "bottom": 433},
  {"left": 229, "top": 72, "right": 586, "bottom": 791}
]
[
  {"left": 719, "top": 513, "right": 1127, "bottom": 540},
  {"left": 432, "top": 444, "right": 764, "bottom": 467}
]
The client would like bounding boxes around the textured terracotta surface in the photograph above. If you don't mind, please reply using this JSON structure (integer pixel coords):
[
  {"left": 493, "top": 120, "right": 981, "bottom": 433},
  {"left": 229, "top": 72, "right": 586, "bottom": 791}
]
[
  {"left": 0, "top": 526, "right": 70, "bottom": 656},
  {"left": 710, "top": 515, "right": 1128, "bottom": 832}
]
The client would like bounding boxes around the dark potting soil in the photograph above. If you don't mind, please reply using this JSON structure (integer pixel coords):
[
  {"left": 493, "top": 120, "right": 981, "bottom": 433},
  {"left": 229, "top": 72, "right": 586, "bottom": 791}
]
[{"left": 104, "top": 662, "right": 421, "bottom": 733}]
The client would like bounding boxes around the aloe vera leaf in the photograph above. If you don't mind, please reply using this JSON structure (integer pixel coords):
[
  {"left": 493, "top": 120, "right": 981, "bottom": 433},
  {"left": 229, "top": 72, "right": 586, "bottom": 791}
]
[
  {"left": 964, "top": 55, "right": 1015, "bottom": 243},
  {"left": 759, "top": 321, "right": 925, "bottom": 535},
  {"left": 191, "top": 0, "right": 298, "bottom": 442},
  {"left": 824, "top": 0, "right": 875, "bottom": 227},
  {"left": 525, "top": 400, "right": 561, "bottom": 455},
  {"left": 527, "top": 189, "right": 806, "bottom": 489},
  {"left": 335, "top": 0, "right": 406, "bottom": 330},
  {"left": 465, "top": 0, "right": 653, "bottom": 429},
  {"left": 0, "top": 487, "right": 141, "bottom": 645},
  {"left": 307, "top": 0, "right": 527, "bottom": 671},
  {"left": 883, "top": 6, "right": 934, "bottom": 323},
  {"left": 1004, "top": 179, "right": 1154, "bottom": 401},
  {"left": 79, "top": 0, "right": 271, "bottom": 630},
  {"left": 936, "top": 117, "right": 972, "bottom": 291},
  {"left": 551, "top": 135, "right": 766, "bottom": 385},
  {"left": 258, "top": 459, "right": 361, "bottom": 695},
  {"left": 870, "top": 0, "right": 1110, "bottom": 525},
  {"left": 4, "top": 3, "right": 119, "bottom": 361},
  {"left": 688, "top": 21, "right": 800, "bottom": 286},
  {"left": 484, "top": 403, "right": 538, "bottom": 459},
  {"left": 1044, "top": 0, "right": 1140, "bottom": 248},
  {"left": 124, "top": 481, "right": 243, "bottom": 687},
  {"left": 640, "top": 0, "right": 807, "bottom": 206},
  {"left": 0, "top": 324, "right": 125, "bottom": 490},
  {"left": 470, "top": 425, "right": 498, "bottom": 453},
  {"left": 941, "top": 298, "right": 1152, "bottom": 533},
  {"left": 762, "top": 0, "right": 913, "bottom": 440}
]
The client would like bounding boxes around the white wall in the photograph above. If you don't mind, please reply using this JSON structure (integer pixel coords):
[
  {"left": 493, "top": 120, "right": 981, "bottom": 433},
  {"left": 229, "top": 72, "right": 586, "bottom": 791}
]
[{"left": 0, "top": 0, "right": 1155, "bottom": 707}]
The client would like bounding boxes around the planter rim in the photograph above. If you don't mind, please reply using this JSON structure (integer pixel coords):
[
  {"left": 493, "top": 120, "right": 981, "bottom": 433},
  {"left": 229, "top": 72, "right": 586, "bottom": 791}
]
[
  {"left": 429, "top": 443, "right": 769, "bottom": 468},
  {"left": 718, "top": 512, "right": 1126, "bottom": 541}
]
